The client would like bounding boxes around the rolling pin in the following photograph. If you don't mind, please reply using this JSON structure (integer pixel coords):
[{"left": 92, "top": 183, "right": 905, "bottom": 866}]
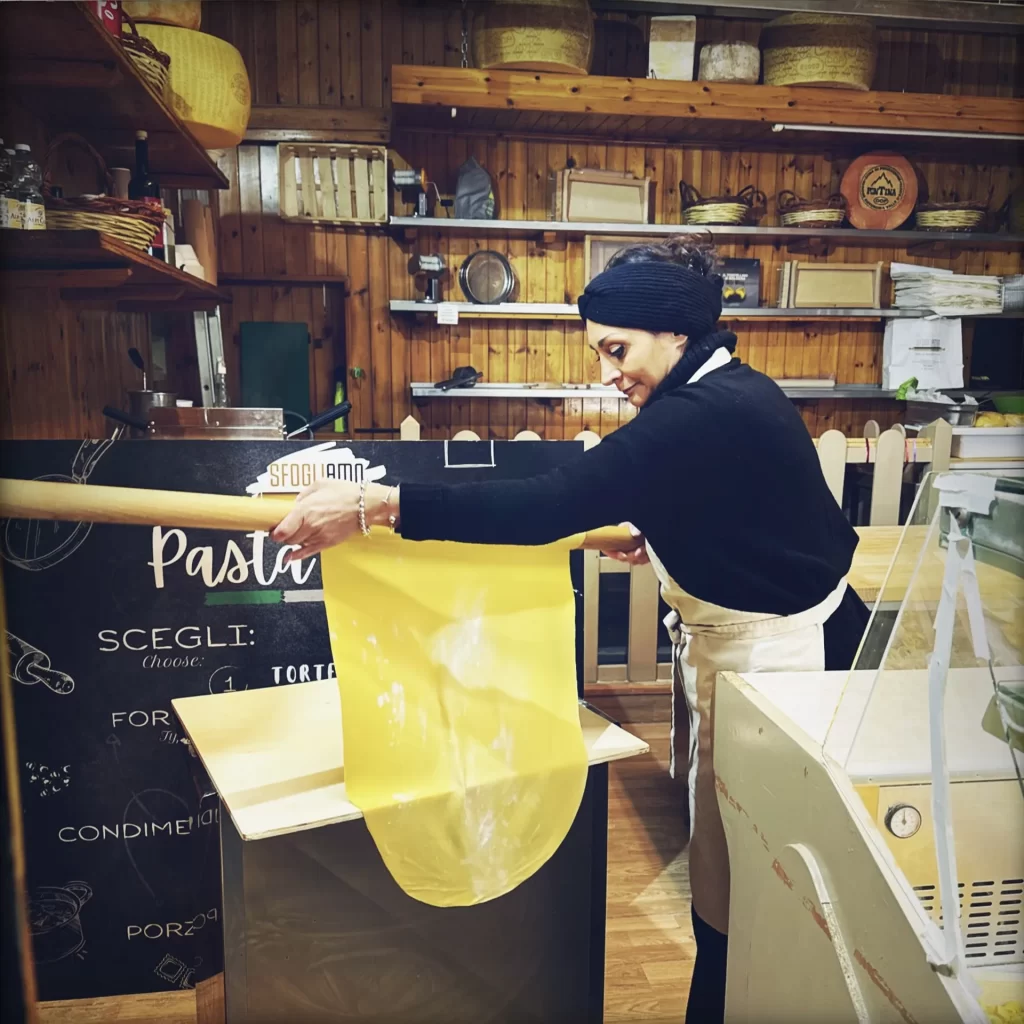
[{"left": 0, "top": 478, "right": 639, "bottom": 552}]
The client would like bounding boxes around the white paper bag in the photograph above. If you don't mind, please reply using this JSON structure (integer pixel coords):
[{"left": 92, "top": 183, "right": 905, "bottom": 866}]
[{"left": 882, "top": 318, "right": 964, "bottom": 390}]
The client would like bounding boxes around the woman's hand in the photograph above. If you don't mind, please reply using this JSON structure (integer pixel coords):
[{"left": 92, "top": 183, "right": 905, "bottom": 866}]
[
  {"left": 271, "top": 479, "right": 397, "bottom": 563},
  {"left": 602, "top": 522, "right": 649, "bottom": 565}
]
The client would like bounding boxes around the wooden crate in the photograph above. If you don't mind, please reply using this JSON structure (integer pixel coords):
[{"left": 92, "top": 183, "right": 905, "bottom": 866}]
[
  {"left": 278, "top": 144, "right": 388, "bottom": 225},
  {"left": 550, "top": 168, "right": 652, "bottom": 224},
  {"left": 790, "top": 261, "right": 884, "bottom": 308}
]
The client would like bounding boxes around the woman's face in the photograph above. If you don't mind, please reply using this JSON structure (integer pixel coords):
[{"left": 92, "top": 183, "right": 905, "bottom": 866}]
[{"left": 586, "top": 320, "right": 687, "bottom": 408}]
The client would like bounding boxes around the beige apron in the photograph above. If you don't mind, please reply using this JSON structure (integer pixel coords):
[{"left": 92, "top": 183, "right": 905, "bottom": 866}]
[
  {"left": 648, "top": 548, "right": 847, "bottom": 936},
  {"left": 646, "top": 344, "right": 847, "bottom": 935}
]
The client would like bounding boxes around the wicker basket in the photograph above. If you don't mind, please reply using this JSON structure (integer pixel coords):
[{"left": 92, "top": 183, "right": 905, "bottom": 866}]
[
  {"left": 914, "top": 201, "right": 988, "bottom": 233},
  {"left": 41, "top": 134, "right": 164, "bottom": 251},
  {"left": 680, "top": 182, "right": 766, "bottom": 226},
  {"left": 761, "top": 13, "right": 877, "bottom": 91},
  {"left": 778, "top": 190, "right": 847, "bottom": 228},
  {"left": 121, "top": 11, "right": 171, "bottom": 100},
  {"left": 45, "top": 207, "right": 161, "bottom": 250}
]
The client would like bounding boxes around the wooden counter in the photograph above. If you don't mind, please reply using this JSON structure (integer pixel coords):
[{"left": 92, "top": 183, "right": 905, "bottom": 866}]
[{"left": 173, "top": 682, "right": 648, "bottom": 1024}]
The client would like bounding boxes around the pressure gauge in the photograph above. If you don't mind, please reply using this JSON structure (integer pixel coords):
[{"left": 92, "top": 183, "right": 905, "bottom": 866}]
[{"left": 885, "top": 803, "right": 922, "bottom": 839}]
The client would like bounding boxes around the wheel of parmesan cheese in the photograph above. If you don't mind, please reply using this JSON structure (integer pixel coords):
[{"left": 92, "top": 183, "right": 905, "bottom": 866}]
[
  {"left": 136, "top": 25, "right": 251, "bottom": 149},
  {"left": 122, "top": 1, "right": 201, "bottom": 30}
]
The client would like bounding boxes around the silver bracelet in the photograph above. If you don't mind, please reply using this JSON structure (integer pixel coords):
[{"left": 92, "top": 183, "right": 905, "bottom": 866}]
[{"left": 358, "top": 478, "right": 371, "bottom": 536}]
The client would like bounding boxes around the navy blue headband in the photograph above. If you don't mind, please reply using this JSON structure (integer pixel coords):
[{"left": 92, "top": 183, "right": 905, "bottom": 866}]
[{"left": 577, "top": 260, "right": 722, "bottom": 338}]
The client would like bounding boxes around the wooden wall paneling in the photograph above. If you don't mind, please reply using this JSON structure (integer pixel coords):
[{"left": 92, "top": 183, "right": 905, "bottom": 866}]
[
  {"left": 402, "top": 1, "right": 425, "bottom": 66},
  {"left": 381, "top": 0, "right": 405, "bottom": 125},
  {"left": 252, "top": 0, "right": 279, "bottom": 106},
  {"left": 309, "top": 286, "right": 333, "bottom": 417},
  {"left": 485, "top": 134, "right": 510, "bottom": 440},
  {"left": 229, "top": 2, "right": 258, "bottom": 103},
  {"left": 368, "top": 232, "right": 393, "bottom": 436},
  {"left": 423, "top": 3, "right": 447, "bottom": 67},
  {"left": 506, "top": 137, "right": 530, "bottom": 440},
  {"left": 319, "top": 0, "right": 341, "bottom": 106},
  {"left": 276, "top": 1, "right": 300, "bottom": 105},
  {"left": 360, "top": 0, "right": 384, "bottom": 109},
  {"left": 0, "top": 289, "right": 152, "bottom": 440},
  {"left": 215, "top": 148, "right": 243, "bottom": 275},
  {"left": 522, "top": 141, "right": 546, "bottom": 438},
  {"left": 545, "top": 140, "right": 569, "bottom": 440},
  {"left": 422, "top": 133, "right": 449, "bottom": 439},
  {"left": 467, "top": 137, "right": 491, "bottom": 440},
  {"left": 340, "top": 0, "right": 362, "bottom": 106},
  {"left": 997, "top": 34, "right": 1019, "bottom": 97},
  {"left": 344, "top": 231, "right": 372, "bottom": 433},
  {"left": 446, "top": 137, "right": 471, "bottom": 438},
  {"left": 258, "top": 145, "right": 287, "bottom": 277},
  {"left": 237, "top": 145, "right": 265, "bottom": 277},
  {"left": 296, "top": 1, "right": 319, "bottom": 106}
]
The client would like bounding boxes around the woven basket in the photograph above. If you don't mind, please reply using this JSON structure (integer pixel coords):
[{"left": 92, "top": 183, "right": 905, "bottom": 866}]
[
  {"left": 778, "top": 190, "right": 846, "bottom": 228},
  {"left": 914, "top": 201, "right": 987, "bottom": 232},
  {"left": 45, "top": 208, "right": 160, "bottom": 250},
  {"left": 680, "top": 182, "right": 765, "bottom": 226},
  {"left": 761, "top": 13, "right": 877, "bottom": 91},
  {"left": 121, "top": 11, "right": 171, "bottom": 100},
  {"left": 41, "top": 132, "right": 164, "bottom": 251}
]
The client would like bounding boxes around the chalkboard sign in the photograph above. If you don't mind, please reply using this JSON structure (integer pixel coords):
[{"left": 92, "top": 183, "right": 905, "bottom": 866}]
[{"left": 0, "top": 439, "right": 585, "bottom": 1001}]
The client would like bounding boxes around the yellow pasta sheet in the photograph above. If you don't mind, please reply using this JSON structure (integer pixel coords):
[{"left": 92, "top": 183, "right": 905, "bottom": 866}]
[{"left": 320, "top": 532, "right": 588, "bottom": 908}]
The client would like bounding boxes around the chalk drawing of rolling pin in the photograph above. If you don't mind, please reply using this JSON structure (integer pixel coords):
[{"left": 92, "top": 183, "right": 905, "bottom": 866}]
[{"left": 7, "top": 634, "right": 75, "bottom": 695}]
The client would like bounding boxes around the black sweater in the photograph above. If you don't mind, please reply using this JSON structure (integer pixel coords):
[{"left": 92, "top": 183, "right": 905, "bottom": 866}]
[{"left": 400, "top": 352, "right": 868, "bottom": 665}]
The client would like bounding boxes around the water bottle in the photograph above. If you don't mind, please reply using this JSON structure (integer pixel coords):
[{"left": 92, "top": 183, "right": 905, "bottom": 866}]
[
  {"left": 13, "top": 143, "right": 46, "bottom": 231},
  {"left": 0, "top": 143, "right": 22, "bottom": 230}
]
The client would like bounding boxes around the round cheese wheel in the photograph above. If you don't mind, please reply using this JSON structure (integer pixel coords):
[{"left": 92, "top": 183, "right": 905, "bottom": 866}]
[
  {"left": 122, "top": 1, "right": 201, "bottom": 30},
  {"left": 840, "top": 152, "right": 919, "bottom": 230},
  {"left": 136, "top": 25, "right": 251, "bottom": 149}
]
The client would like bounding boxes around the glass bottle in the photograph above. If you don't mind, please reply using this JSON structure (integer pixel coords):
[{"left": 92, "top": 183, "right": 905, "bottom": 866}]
[{"left": 13, "top": 144, "right": 46, "bottom": 230}]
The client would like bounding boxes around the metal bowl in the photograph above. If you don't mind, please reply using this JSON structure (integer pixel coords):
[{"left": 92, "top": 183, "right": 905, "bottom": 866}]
[{"left": 905, "top": 400, "right": 978, "bottom": 427}]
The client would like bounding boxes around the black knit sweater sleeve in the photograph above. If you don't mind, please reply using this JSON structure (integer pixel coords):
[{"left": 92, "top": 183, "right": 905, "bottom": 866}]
[{"left": 397, "top": 410, "right": 671, "bottom": 545}]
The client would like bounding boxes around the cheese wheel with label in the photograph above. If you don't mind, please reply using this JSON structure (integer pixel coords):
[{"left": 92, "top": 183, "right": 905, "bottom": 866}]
[
  {"left": 840, "top": 152, "right": 918, "bottom": 230},
  {"left": 136, "top": 25, "right": 251, "bottom": 149}
]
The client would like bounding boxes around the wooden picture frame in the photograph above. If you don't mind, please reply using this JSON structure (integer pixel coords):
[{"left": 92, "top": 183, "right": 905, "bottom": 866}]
[
  {"left": 583, "top": 234, "right": 652, "bottom": 284},
  {"left": 790, "top": 261, "right": 884, "bottom": 308}
]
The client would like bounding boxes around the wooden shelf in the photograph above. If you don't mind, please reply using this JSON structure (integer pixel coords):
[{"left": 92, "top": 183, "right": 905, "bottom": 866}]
[
  {"left": 391, "top": 66, "right": 1024, "bottom": 155},
  {"left": 0, "top": 1, "right": 227, "bottom": 190},
  {"left": 412, "top": 382, "right": 1009, "bottom": 402},
  {"left": 0, "top": 230, "right": 230, "bottom": 311},
  {"left": 390, "top": 217, "right": 1024, "bottom": 253},
  {"left": 391, "top": 300, "right": 1016, "bottom": 321}
]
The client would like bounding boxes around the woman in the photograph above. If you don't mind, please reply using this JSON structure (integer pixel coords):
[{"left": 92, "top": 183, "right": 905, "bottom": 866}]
[{"left": 272, "top": 239, "right": 869, "bottom": 1023}]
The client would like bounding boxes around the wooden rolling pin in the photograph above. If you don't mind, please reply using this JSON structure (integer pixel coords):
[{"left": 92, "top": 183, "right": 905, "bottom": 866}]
[{"left": 0, "top": 478, "right": 638, "bottom": 552}]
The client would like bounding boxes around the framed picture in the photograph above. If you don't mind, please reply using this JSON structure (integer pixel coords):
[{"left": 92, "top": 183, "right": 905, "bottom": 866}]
[{"left": 583, "top": 234, "right": 652, "bottom": 284}]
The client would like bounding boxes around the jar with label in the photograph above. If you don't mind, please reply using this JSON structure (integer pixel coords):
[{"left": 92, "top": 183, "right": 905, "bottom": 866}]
[
  {"left": 0, "top": 144, "right": 22, "bottom": 229},
  {"left": 13, "top": 144, "right": 46, "bottom": 230}
]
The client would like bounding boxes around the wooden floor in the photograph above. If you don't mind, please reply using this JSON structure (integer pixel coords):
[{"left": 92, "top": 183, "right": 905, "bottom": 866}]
[{"left": 37, "top": 722, "right": 692, "bottom": 1024}]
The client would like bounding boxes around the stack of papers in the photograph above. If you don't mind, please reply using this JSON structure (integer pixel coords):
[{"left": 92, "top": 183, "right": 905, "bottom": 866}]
[{"left": 891, "top": 262, "right": 1004, "bottom": 317}]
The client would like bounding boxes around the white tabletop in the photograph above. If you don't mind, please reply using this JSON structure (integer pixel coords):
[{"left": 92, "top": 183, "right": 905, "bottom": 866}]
[
  {"left": 739, "top": 667, "right": 1021, "bottom": 784},
  {"left": 173, "top": 680, "right": 648, "bottom": 842}
]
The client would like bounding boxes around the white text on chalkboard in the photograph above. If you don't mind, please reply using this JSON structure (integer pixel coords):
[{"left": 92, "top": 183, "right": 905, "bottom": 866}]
[
  {"left": 148, "top": 528, "right": 316, "bottom": 589},
  {"left": 126, "top": 909, "right": 218, "bottom": 940},
  {"left": 98, "top": 626, "right": 253, "bottom": 652},
  {"left": 58, "top": 807, "right": 219, "bottom": 842}
]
